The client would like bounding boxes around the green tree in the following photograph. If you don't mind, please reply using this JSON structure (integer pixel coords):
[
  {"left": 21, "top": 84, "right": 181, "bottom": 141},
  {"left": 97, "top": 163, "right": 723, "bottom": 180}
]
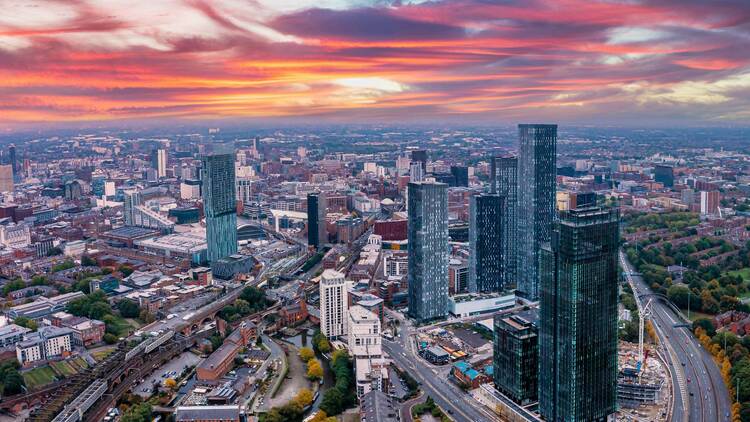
[
  {"left": 667, "top": 285, "right": 691, "bottom": 309},
  {"left": 81, "top": 255, "right": 98, "bottom": 267},
  {"left": 120, "top": 403, "right": 152, "bottom": 422},
  {"left": 118, "top": 265, "right": 134, "bottom": 277},
  {"left": 117, "top": 299, "right": 141, "bottom": 318},
  {"left": 13, "top": 316, "right": 38, "bottom": 331}
]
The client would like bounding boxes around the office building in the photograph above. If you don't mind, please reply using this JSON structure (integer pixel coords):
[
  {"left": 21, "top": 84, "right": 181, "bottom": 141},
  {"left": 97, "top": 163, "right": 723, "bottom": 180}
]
[
  {"left": 517, "top": 124, "right": 557, "bottom": 300},
  {"left": 0, "top": 324, "right": 31, "bottom": 348},
  {"left": 451, "top": 165, "right": 469, "bottom": 187},
  {"left": 123, "top": 190, "right": 142, "bottom": 226},
  {"left": 307, "top": 192, "right": 327, "bottom": 249},
  {"left": 469, "top": 193, "right": 504, "bottom": 292},
  {"left": 0, "top": 164, "right": 13, "bottom": 193},
  {"left": 152, "top": 148, "right": 167, "bottom": 178},
  {"left": 700, "top": 190, "right": 721, "bottom": 216},
  {"left": 492, "top": 156, "right": 518, "bottom": 288},
  {"left": 539, "top": 207, "right": 620, "bottom": 421},
  {"left": 411, "top": 149, "right": 427, "bottom": 172},
  {"left": 407, "top": 181, "right": 449, "bottom": 322},
  {"left": 409, "top": 162, "right": 424, "bottom": 183},
  {"left": 201, "top": 152, "right": 238, "bottom": 263},
  {"left": 8, "top": 144, "right": 16, "bottom": 180},
  {"left": 493, "top": 314, "right": 538, "bottom": 405},
  {"left": 654, "top": 165, "right": 674, "bottom": 187},
  {"left": 320, "top": 269, "right": 348, "bottom": 339}
]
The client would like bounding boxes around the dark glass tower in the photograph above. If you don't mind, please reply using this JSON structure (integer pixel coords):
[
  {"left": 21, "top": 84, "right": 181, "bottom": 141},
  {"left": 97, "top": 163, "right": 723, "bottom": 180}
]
[
  {"left": 450, "top": 166, "right": 469, "bottom": 187},
  {"left": 8, "top": 144, "right": 16, "bottom": 180},
  {"left": 538, "top": 207, "right": 620, "bottom": 422},
  {"left": 307, "top": 192, "right": 327, "bottom": 249},
  {"left": 492, "top": 156, "right": 518, "bottom": 289},
  {"left": 469, "top": 193, "right": 504, "bottom": 292},
  {"left": 517, "top": 124, "right": 557, "bottom": 299},
  {"left": 201, "top": 152, "right": 238, "bottom": 263},
  {"left": 494, "top": 314, "right": 538, "bottom": 405},
  {"left": 654, "top": 165, "right": 674, "bottom": 187},
  {"left": 407, "top": 181, "right": 448, "bottom": 322},
  {"left": 411, "top": 150, "right": 427, "bottom": 172}
]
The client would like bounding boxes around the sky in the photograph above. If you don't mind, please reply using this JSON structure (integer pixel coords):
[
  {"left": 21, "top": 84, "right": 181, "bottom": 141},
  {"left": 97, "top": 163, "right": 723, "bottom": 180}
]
[{"left": 1, "top": 0, "right": 750, "bottom": 129}]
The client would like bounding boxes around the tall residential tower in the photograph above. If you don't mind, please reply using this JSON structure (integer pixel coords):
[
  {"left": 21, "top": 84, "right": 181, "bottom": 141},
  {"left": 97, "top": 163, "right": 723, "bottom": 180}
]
[
  {"left": 201, "top": 151, "right": 238, "bottom": 263},
  {"left": 469, "top": 193, "right": 505, "bottom": 292},
  {"left": 407, "top": 181, "right": 449, "bottom": 322},
  {"left": 538, "top": 207, "right": 620, "bottom": 421},
  {"left": 517, "top": 124, "right": 557, "bottom": 299},
  {"left": 492, "top": 156, "right": 518, "bottom": 288}
]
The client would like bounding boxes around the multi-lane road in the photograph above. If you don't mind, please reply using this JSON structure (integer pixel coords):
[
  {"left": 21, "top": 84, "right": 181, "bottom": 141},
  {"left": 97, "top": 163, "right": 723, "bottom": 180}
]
[
  {"left": 383, "top": 310, "right": 498, "bottom": 422},
  {"left": 620, "top": 251, "right": 732, "bottom": 422}
]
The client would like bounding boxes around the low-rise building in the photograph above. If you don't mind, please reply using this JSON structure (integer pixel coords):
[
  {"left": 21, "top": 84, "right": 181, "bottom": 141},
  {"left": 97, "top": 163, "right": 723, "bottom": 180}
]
[
  {"left": 0, "top": 324, "right": 31, "bottom": 349},
  {"left": 196, "top": 322, "right": 256, "bottom": 381},
  {"left": 447, "top": 292, "right": 515, "bottom": 318},
  {"left": 16, "top": 326, "right": 73, "bottom": 365},
  {"left": 7, "top": 291, "right": 86, "bottom": 320},
  {"left": 174, "top": 405, "right": 243, "bottom": 422},
  {"left": 360, "top": 390, "right": 400, "bottom": 422}
]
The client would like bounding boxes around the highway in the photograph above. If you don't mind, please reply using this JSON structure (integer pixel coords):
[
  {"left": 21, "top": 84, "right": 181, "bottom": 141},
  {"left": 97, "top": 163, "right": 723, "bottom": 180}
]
[
  {"left": 620, "top": 251, "right": 732, "bottom": 422},
  {"left": 383, "top": 309, "right": 498, "bottom": 422}
]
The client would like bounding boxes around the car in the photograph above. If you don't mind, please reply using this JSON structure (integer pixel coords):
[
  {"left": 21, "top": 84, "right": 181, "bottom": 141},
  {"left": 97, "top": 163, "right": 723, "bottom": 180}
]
[
  {"left": 681, "top": 362, "right": 686, "bottom": 366},
  {"left": 690, "top": 392, "right": 694, "bottom": 396}
]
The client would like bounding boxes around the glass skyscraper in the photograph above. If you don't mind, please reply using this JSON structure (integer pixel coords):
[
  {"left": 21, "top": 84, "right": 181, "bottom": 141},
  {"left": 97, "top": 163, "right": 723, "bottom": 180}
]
[
  {"left": 493, "top": 314, "right": 538, "bottom": 405},
  {"left": 469, "top": 193, "right": 504, "bottom": 292},
  {"left": 538, "top": 206, "right": 620, "bottom": 422},
  {"left": 201, "top": 151, "right": 238, "bottom": 263},
  {"left": 407, "top": 181, "right": 448, "bottom": 322},
  {"left": 307, "top": 192, "right": 327, "bottom": 249},
  {"left": 517, "top": 124, "right": 557, "bottom": 300},
  {"left": 492, "top": 156, "right": 518, "bottom": 289}
]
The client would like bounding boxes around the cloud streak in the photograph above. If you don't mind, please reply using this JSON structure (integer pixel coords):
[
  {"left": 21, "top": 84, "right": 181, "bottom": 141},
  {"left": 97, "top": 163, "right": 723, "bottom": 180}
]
[{"left": 0, "top": 0, "right": 749, "bottom": 127}]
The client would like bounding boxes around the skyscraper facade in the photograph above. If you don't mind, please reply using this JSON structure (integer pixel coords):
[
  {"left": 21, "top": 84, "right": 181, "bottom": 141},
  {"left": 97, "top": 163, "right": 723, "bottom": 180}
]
[
  {"left": 492, "top": 156, "right": 518, "bottom": 288},
  {"left": 517, "top": 124, "right": 557, "bottom": 299},
  {"left": 450, "top": 165, "right": 469, "bottom": 187},
  {"left": 654, "top": 164, "right": 674, "bottom": 187},
  {"left": 201, "top": 152, "right": 238, "bottom": 263},
  {"left": 410, "top": 150, "right": 427, "bottom": 172},
  {"left": 407, "top": 181, "right": 449, "bottom": 322},
  {"left": 468, "top": 193, "right": 505, "bottom": 292},
  {"left": 493, "top": 314, "right": 538, "bottom": 405},
  {"left": 8, "top": 144, "right": 16, "bottom": 181},
  {"left": 307, "top": 192, "right": 327, "bottom": 249},
  {"left": 152, "top": 148, "right": 167, "bottom": 178},
  {"left": 320, "top": 269, "right": 348, "bottom": 339},
  {"left": 0, "top": 165, "right": 13, "bottom": 193},
  {"left": 539, "top": 207, "right": 620, "bottom": 422}
]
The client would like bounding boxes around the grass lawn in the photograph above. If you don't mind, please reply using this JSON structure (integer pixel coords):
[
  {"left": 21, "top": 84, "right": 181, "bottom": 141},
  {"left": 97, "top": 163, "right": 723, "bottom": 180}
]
[
  {"left": 71, "top": 356, "right": 89, "bottom": 369},
  {"left": 23, "top": 366, "right": 57, "bottom": 389},
  {"left": 92, "top": 348, "right": 115, "bottom": 361},
  {"left": 727, "top": 268, "right": 750, "bottom": 281},
  {"left": 50, "top": 360, "right": 77, "bottom": 377}
]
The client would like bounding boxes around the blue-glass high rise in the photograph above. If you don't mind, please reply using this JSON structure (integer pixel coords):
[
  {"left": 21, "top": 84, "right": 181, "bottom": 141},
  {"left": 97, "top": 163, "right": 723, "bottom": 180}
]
[
  {"left": 469, "top": 193, "right": 504, "bottom": 292},
  {"left": 492, "top": 156, "right": 518, "bottom": 288},
  {"left": 539, "top": 207, "right": 619, "bottom": 422},
  {"left": 201, "top": 151, "right": 237, "bottom": 263},
  {"left": 407, "top": 181, "right": 448, "bottom": 322},
  {"left": 517, "top": 124, "right": 557, "bottom": 300}
]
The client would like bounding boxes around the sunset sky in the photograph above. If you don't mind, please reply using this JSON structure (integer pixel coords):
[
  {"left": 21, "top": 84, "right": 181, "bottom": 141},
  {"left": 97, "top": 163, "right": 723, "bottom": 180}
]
[{"left": 1, "top": 0, "right": 750, "bottom": 128}]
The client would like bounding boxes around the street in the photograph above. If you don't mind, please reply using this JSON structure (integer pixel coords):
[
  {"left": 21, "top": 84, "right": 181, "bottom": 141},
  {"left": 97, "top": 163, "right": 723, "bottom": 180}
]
[
  {"left": 620, "top": 251, "right": 732, "bottom": 422},
  {"left": 383, "top": 310, "right": 499, "bottom": 422}
]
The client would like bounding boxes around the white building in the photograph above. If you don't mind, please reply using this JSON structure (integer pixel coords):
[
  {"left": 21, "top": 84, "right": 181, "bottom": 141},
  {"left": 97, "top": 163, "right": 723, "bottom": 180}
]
[
  {"left": 447, "top": 292, "right": 516, "bottom": 318},
  {"left": 16, "top": 326, "right": 73, "bottom": 365},
  {"left": 383, "top": 251, "right": 408, "bottom": 278},
  {"left": 320, "top": 269, "right": 348, "bottom": 339},
  {"left": 348, "top": 305, "right": 382, "bottom": 358},
  {"left": 64, "top": 240, "right": 87, "bottom": 257},
  {"left": 156, "top": 148, "right": 167, "bottom": 178},
  {"left": 0, "top": 223, "right": 31, "bottom": 249},
  {"left": 348, "top": 305, "right": 388, "bottom": 398},
  {"left": 180, "top": 181, "right": 201, "bottom": 200}
]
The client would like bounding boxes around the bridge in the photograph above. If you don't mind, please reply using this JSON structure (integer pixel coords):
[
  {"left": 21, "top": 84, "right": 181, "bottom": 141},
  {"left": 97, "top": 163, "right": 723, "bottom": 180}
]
[{"left": 637, "top": 292, "right": 693, "bottom": 326}]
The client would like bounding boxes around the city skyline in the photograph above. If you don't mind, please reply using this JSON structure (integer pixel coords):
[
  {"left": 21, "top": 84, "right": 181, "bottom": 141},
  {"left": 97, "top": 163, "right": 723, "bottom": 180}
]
[{"left": 1, "top": 0, "right": 750, "bottom": 129}]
